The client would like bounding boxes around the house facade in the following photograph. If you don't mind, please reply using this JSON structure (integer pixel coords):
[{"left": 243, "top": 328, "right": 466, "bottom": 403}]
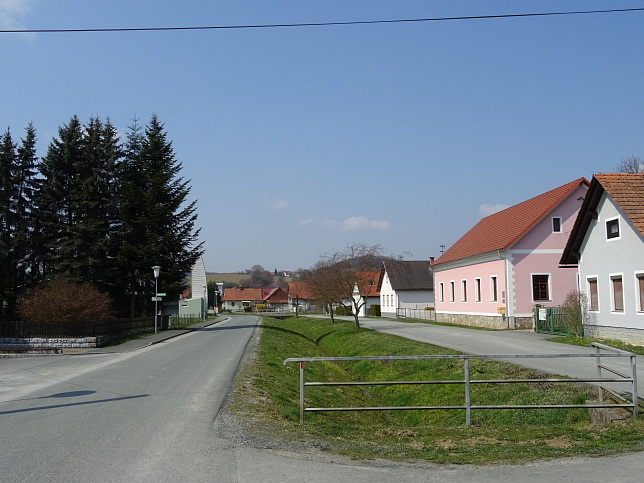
[
  {"left": 432, "top": 178, "right": 588, "bottom": 329},
  {"left": 178, "top": 256, "right": 208, "bottom": 318},
  {"left": 561, "top": 173, "right": 644, "bottom": 344},
  {"left": 222, "top": 287, "right": 288, "bottom": 311},
  {"left": 378, "top": 261, "right": 434, "bottom": 318},
  {"left": 287, "top": 281, "right": 317, "bottom": 312},
  {"left": 352, "top": 271, "right": 381, "bottom": 316}
]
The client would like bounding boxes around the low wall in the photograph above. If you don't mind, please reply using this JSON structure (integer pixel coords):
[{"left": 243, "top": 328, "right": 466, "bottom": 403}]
[
  {"left": 1, "top": 337, "right": 98, "bottom": 349},
  {"left": 584, "top": 325, "right": 644, "bottom": 346},
  {"left": 435, "top": 313, "right": 534, "bottom": 330}
]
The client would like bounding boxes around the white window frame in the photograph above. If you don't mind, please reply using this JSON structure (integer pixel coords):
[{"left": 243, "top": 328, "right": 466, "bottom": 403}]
[
  {"left": 474, "top": 278, "right": 482, "bottom": 303},
  {"left": 490, "top": 276, "right": 498, "bottom": 303},
  {"left": 531, "top": 273, "right": 551, "bottom": 303},
  {"left": 635, "top": 272, "right": 644, "bottom": 314},
  {"left": 461, "top": 279, "right": 467, "bottom": 303},
  {"left": 439, "top": 282, "right": 444, "bottom": 303},
  {"left": 610, "top": 273, "right": 624, "bottom": 313},
  {"left": 552, "top": 216, "right": 562, "bottom": 233},
  {"left": 586, "top": 276, "right": 599, "bottom": 312},
  {"left": 606, "top": 216, "right": 621, "bottom": 241},
  {"left": 449, "top": 281, "right": 455, "bottom": 303}
]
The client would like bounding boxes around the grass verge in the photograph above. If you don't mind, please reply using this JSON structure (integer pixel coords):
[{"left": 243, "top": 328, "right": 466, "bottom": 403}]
[{"left": 227, "top": 316, "right": 644, "bottom": 465}]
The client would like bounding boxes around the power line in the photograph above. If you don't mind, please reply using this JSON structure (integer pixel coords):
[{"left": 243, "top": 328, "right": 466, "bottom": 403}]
[{"left": 2, "top": 7, "right": 644, "bottom": 34}]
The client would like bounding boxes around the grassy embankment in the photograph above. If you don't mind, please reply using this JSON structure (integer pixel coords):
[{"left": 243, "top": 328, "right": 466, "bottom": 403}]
[{"left": 228, "top": 316, "right": 644, "bottom": 464}]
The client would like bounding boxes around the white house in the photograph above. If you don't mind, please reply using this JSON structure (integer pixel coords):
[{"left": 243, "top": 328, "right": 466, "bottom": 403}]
[
  {"left": 179, "top": 256, "right": 208, "bottom": 318},
  {"left": 561, "top": 173, "right": 644, "bottom": 344},
  {"left": 378, "top": 260, "right": 434, "bottom": 318}
]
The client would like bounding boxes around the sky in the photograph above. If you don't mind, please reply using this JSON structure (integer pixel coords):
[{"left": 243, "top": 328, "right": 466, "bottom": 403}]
[{"left": 2, "top": 1, "right": 644, "bottom": 273}]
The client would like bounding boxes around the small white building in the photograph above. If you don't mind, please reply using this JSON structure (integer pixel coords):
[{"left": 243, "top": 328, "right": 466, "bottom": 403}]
[{"left": 378, "top": 260, "right": 434, "bottom": 318}]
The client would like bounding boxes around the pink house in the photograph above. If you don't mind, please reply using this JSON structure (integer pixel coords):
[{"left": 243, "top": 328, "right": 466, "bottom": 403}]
[{"left": 431, "top": 178, "right": 589, "bottom": 329}]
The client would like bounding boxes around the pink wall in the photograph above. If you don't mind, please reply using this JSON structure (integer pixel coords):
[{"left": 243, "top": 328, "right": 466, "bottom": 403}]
[{"left": 434, "top": 258, "right": 507, "bottom": 315}]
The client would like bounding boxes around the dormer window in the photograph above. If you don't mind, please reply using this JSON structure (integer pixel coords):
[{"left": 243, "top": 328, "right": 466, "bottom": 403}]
[{"left": 606, "top": 218, "right": 620, "bottom": 240}]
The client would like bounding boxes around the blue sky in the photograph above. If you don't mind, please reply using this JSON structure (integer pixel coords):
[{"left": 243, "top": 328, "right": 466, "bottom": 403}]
[{"left": 2, "top": 1, "right": 644, "bottom": 273}]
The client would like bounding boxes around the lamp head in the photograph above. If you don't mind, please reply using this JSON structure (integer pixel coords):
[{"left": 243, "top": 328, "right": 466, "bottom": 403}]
[{"left": 152, "top": 265, "right": 161, "bottom": 279}]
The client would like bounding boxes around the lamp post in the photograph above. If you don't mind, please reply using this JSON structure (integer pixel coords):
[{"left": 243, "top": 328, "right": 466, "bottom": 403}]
[{"left": 152, "top": 265, "right": 161, "bottom": 334}]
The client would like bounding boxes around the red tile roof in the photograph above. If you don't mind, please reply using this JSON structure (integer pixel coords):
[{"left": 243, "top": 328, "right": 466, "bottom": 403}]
[
  {"left": 223, "top": 288, "right": 264, "bottom": 302},
  {"left": 288, "top": 281, "right": 316, "bottom": 300},
  {"left": 356, "top": 271, "right": 381, "bottom": 296},
  {"left": 561, "top": 173, "right": 644, "bottom": 265},
  {"left": 596, "top": 173, "right": 644, "bottom": 237},
  {"left": 434, "top": 178, "right": 588, "bottom": 266}
]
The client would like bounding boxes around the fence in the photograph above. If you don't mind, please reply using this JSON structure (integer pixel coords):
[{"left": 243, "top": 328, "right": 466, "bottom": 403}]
[
  {"left": 396, "top": 307, "right": 436, "bottom": 321},
  {"left": 1, "top": 317, "right": 153, "bottom": 339},
  {"left": 534, "top": 304, "right": 577, "bottom": 335},
  {"left": 283, "top": 345, "right": 638, "bottom": 425}
]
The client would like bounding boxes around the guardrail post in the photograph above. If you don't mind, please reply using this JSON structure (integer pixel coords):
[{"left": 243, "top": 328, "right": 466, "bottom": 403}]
[
  {"left": 631, "top": 355, "right": 639, "bottom": 419},
  {"left": 594, "top": 345, "right": 604, "bottom": 403},
  {"left": 299, "top": 361, "right": 305, "bottom": 424},
  {"left": 464, "top": 358, "right": 471, "bottom": 426}
]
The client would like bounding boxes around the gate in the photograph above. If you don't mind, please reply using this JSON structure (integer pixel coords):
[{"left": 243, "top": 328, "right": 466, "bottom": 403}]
[{"left": 534, "top": 305, "right": 574, "bottom": 335}]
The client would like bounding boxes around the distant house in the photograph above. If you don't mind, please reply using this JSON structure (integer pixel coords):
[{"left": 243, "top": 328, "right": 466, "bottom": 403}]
[
  {"left": 378, "top": 261, "right": 434, "bottom": 318},
  {"left": 288, "top": 281, "right": 317, "bottom": 312},
  {"left": 222, "top": 287, "right": 288, "bottom": 311},
  {"left": 432, "top": 178, "right": 588, "bottom": 329},
  {"left": 561, "top": 173, "right": 644, "bottom": 344},
  {"left": 352, "top": 271, "right": 381, "bottom": 316}
]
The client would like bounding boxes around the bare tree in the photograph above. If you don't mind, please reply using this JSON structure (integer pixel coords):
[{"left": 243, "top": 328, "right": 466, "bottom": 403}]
[
  {"left": 316, "top": 244, "right": 384, "bottom": 328},
  {"left": 616, "top": 155, "right": 643, "bottom": 173}
]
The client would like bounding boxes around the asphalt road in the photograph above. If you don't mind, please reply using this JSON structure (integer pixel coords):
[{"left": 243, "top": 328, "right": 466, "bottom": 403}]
[{"left": 1, "top": 315, "right": 644, "bottom": 482}]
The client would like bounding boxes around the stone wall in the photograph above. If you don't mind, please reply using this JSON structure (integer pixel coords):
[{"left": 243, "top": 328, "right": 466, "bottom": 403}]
[
  {"left": 0, "top": 337, "right": 98, "bottom": 349},
  {"left": 583, "top": 325, "right": 644, "bottom": 346},
  {"left": 435, "top": 313, "right": 534, "bottom": 330}
]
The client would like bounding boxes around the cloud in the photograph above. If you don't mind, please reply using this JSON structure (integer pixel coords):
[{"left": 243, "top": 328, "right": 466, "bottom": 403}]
[
  {"left": 479, "top": 203, "right": 509, "bottom": 217},
  {"left": 271, "top": 198, "right": 289, "bottom": 210},
  {"left": 298, "top": 218, "right": 315, "bottom": 226},
  {"left": 327, "top": 216, "right": 391, "bottom": 231},
  {"left": 0, "top": 0, "right": 34, "bottom": 31}
]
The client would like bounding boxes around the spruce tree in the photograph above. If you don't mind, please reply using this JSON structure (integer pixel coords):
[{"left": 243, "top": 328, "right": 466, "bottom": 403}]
[
  {"left": 118, "top": 115, "right": 203, "bottom": 315},
  {"left": 0, "top": 128, "right": 16, "bottom": 318}
]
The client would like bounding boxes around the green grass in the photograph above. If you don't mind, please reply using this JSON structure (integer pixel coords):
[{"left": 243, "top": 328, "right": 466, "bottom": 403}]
[
  {"left": 228, "top": 316, "right": 644, "bottom": 464},
  {"left": 551, "top": 335, "right": 644, "bottom": 356}
]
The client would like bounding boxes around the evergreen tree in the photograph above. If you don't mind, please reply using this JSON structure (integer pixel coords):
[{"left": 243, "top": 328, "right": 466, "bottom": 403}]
[
  {"left": 0, "top": 124, "right": 38, "bottom": 319},
  {"left": 118, "top": 115, "right": 203, "bottom": 315},
  {"left": 34, "top": 115, "right": 85, "bottom": 279},
  {"left": 0, "top": 128, "right": 17, "bottom": 318}
]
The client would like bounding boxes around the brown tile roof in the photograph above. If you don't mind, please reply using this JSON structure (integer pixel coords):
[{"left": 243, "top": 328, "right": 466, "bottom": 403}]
[
  {"left": 434, "top": 178, "right": 588, "bottom": 266},
  {"left": 596, "top": 173, "right": 644, "bottom": 236},
  {"left": 561, "top": 173, "right": 644, "bottom": 265}
]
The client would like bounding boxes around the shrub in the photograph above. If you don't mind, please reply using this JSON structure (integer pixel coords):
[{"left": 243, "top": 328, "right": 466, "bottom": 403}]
[
  {"left": 560, "top": 291, "right": 586, "bottom": 337},
  {"left": 255, "top": 304, "right": 266, "bottom": 312},
  {"left": 335, "top": 306, "right": 347, "bottom": 316},
  {"left": 17, "top": 279, "right": 114, "bottom": 321}
]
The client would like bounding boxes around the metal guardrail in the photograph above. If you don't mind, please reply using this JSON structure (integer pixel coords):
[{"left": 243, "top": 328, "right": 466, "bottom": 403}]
[{"left": 283, "top": 348, "right": 639, "bottom": 425}]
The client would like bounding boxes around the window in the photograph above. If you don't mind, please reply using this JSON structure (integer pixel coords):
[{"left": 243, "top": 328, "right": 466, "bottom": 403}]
[
  {"left": 587, "top": 278, "right": 598, "bottom": 311},
  {"left": 449, "top": 281, "right": 455, "bottom": 302},
  {"left": 606, "top": 218, "right": 620, "bottom": 240},
  {"left": 552, "top": 217, "right": 562, "bottom": 233},
  {"left": 490, "top": 276, "right": 498, "bottom": 302},
  {"left": 611, "top": 275, "right": 624, "bottom": 312},
  {"left": 439, "top": 282, "right": 444, "bottom": 303},
  {"left": 461, "top": 280, "right": 467, "bottom": 302},
  {"left": 532, "top": 274, "right": 550, "bottom": 301},
  {"left": 475, "top": 278, "right": 482, "bottom": 303},
  {"left": 637, "top": 274, "right": 644, "bottom": 312}
]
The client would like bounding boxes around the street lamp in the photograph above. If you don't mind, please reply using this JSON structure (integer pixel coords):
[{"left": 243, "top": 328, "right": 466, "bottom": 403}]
[{"left": 152, "top": 265, "right": 161, "bottom": 334}]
